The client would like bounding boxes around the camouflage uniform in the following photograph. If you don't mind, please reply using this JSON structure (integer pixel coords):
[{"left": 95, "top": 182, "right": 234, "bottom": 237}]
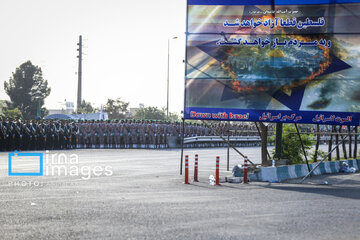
[
  {"left": 107, "top": 121, "right": 115, "bottom": 148},
  {"left": 130, "top": 121, "right": 138, "bottom": 148},
  {"left": 138, "top": 121, "right": 146, "bottom": 148},
  {"left": 123, "top": 120, "right": 130, "bottom": 148},
  {"left": 70, "top": 122, "right": 78, "bottom": 149}
]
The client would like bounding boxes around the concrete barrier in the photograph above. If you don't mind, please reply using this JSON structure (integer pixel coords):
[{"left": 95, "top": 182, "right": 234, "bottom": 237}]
[{"left": 234, "top": 159, "right": 360, "bottom": 182}]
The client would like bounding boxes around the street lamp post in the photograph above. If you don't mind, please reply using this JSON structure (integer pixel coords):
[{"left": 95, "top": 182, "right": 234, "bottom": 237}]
[{"left": 167, "top": 36, "right": 178, "bottom": 119}]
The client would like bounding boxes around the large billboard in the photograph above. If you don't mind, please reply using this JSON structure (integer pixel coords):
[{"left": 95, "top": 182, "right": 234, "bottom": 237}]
[{"left": 184, "top": 0, "right": 360, "bottom": 125}]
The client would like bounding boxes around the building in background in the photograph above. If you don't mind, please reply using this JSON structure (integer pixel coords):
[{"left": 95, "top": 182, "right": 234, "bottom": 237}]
[
  {"left": 44, "top": 112, "right": 108, "bottom": 120},
  {"left": 48, "top": 101, "right": 75, "bottom": 115},
  {"left": 45, "top": 100, "right": 110, "bottom": 120},
  {"left": 128, "top": 103, "right": 144, "bottom": 118}
]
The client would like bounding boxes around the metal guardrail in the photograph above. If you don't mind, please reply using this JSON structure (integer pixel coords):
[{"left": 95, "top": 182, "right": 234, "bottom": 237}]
[
  {"left": 183, "top": 135, "right": 360, "bottom": 144},
  {"left": 184, "top": 136, "right": 261, "bottom": 144}
]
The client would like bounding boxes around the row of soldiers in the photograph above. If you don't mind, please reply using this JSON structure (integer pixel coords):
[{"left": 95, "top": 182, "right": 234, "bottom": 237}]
[
  {"left": 0, "top": 118, "right": 269, "bottom": 151},
  {"left": 0, "top": 118, "right": 78, "bottom": 151}
]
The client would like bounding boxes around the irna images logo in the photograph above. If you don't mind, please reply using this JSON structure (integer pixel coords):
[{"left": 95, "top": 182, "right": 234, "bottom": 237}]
[
  {"left": 8, "top": 151, "right": 112, "bottom": 180},
  {"left": 8, "top": 151, "right": 43, "bottom": 176}
]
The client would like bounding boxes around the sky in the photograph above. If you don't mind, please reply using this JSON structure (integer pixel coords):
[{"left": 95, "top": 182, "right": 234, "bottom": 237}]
[{"left": 0, "top": 0, "right": 186, "bottom": 114}]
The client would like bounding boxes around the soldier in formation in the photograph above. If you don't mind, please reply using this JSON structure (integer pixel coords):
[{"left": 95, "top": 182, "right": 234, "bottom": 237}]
[
  {"left": 0, "top": 118, "right": 79, "bottom": 151},
  {"left": 0, "top": 118, "right": 272, "bottom": 151}
]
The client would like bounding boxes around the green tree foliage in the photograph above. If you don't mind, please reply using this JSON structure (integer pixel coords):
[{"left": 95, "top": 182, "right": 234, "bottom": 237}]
[
  {"left": 1, "top": 107, "right": 23, "bottom": 119},
  {"left": 134, "top": 106, "right": 166, "bottom": 120},
  {"left": 77, "top": 100, "right": 95, "bottom": 114},
  {"left": 4, "top": 61, "right": 51, "bottom": 119},
  {"left": 135, "top": 107, "right": 180, "bottom": 121},
  {"left": 103, "top": 98, "right": 129, "bottom": 120},
  {"left": 311, "top": 149, "right": 327, "bottom": 162},
  {"left": 168, "top": 111, "right": 180, "bottom": 122},
  {"left": 271, "top": 124, "right": 315, "bottom": 164}
]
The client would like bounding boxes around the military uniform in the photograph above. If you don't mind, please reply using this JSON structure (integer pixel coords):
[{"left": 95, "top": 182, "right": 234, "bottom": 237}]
[
  {"left": 85, "top": 121, "right": 92, "bottom": 148},
  {"left": 138, "top": 121, "right": 146, "bottom": 148},
  {"left": 0, "top": 120, "right": 6, "bottom": 151},
  {"left": 123, "top": 120, "right": 130, "bottom": 148},
  {"left": 106, "top": 121, "right": 114, "bottom": 148},
  {"left": 120, "top": 120, "right": 125, "bottom": 148},
  {"left": 63, "top": 121, "right": 71, "bottom": 149},
  {"left": 148, "top": 122, "right": 155, "bottom": 148},
  {"left": 78, "top": 121, "right": 86, "bottom": 148},
  {"left": 97, "top": 121, "right": 105, "bottom": 148},
  {"left": 91, "top": 121, "right": 99, "bottom": 148},
  {"left": 113, "top": 120, "right": 120, "bottom": 148},
  {"left": 70, "top": 122, "right": 78, "bottom": 149}
]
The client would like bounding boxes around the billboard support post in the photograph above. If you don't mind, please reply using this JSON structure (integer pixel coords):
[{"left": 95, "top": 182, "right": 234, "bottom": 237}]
[
  {"left": 300, "top": 126, "right": 356, "bottom": 183},
  {"left": 294, "top": 124, "right": 311, "bottom": 174},
  {"left": 227, "top": 127, "right": 230, "bottom": 171},
  {"left": 180, "top": 118, "right": 185, "bottom": 175},
  {"left": 354, "top": 126, "right": 358, "bottom": 159},
  {"left": 201, "top": 120, "right": 256, "bottom": 167},
  {"left": 194, "top": 154, "right": 199, "bottom": 182},
  {"left": 348, "top": 125, "right": 352, "bottom": 159},
  {"left": 339, "top": 126, "right": 348, "bottom": 159},
  {"left": 274, "top": 123, "right": 283, "bottom": 160},
  {"left": 314, "top": 125, "right": 320, "bottom": 162},
  {"left": 185, "top": 155, "right": 189, "bottom": 184},
  {"left": 335, "top": 126, "right": 340, "bottom": 160},
  {"left": 328, "top": 127, "right": 333, "bottom": 161},
  {"left": 254, "top": 122, "right": 271, "bottom": 163}
]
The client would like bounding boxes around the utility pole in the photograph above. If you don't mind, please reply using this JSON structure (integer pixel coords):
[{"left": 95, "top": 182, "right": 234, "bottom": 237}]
[
  {"left": 77, "top": 35, "right": 82, "bottom": 112},
  {"left": 166, "top": 38, "right": 170, "bottom": 119},
  {"left": 166, "top": 36, "right": 177, "bottom": 119}
]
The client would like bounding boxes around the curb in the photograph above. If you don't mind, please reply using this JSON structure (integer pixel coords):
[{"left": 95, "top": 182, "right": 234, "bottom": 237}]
[{"left": 234, "top": 159, "right": 360, "bottom": 182}]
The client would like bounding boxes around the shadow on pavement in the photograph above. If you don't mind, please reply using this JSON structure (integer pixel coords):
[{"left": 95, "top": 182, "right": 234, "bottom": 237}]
[{"left": 262, "top": 183, "right": 360, "bottom": 200}]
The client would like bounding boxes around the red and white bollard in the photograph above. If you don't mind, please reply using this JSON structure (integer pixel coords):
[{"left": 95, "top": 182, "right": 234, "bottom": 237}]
[
  {"left": 216, "top": 156, "right": 220, "bottom": 185},
  {"left": 185, "top": 155, "right": 189, "bottom": 184},
  {"left": 194, "top": 154, "right": 198, "bottom": 182},
  {"left": 243, "top": 156, "right": 248, "bottom": 184}
]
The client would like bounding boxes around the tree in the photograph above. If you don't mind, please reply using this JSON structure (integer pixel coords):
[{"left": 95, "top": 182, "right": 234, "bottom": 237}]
[
  {"left": 270, "top": 124, "right": 315, "bottom": 164},
  {"left": 1, "top": 107, "right": 23, "bottom": 119},
  {"left": 134, "top": 106, "right": 166, "bottom": 120},
  {"left": 103, "top": 98, "right": 129, "bottom": 120},
  {"left": 77, "top": 100, "right": 95, "bottom": 114},
  {"left": 259, "top": 122, "right": 269, "bottom": 165},
  {"left": 168, "top": 111, "right": 180, "bottom": 122},
  {"left": 134, "top": 106, "right": 180, "bottom": 121},
  {"left": 4, "top": 61, "right": 51, "bottom": 119}
]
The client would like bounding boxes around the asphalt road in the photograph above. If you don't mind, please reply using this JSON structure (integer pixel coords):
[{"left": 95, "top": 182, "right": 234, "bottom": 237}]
[{"left": 0, "top": 148, "right": 359, "bottom": 240}]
